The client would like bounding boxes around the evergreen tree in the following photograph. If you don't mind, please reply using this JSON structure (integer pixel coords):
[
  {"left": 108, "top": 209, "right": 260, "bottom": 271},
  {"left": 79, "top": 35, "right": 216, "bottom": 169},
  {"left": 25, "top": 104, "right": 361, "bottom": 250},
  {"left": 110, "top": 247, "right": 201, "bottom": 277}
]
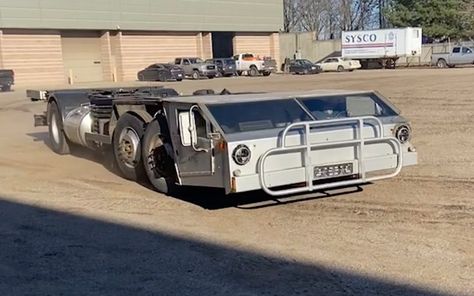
[{"left": 385, "top": 0, "right": 473, "bottom": 38}]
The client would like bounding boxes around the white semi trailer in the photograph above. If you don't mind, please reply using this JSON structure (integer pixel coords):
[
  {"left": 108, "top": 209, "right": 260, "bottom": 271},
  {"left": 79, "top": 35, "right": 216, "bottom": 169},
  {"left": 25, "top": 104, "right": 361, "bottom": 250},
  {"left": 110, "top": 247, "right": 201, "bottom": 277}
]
[{"left": 342, "top": 27, "right": 422, "bottom": 69}]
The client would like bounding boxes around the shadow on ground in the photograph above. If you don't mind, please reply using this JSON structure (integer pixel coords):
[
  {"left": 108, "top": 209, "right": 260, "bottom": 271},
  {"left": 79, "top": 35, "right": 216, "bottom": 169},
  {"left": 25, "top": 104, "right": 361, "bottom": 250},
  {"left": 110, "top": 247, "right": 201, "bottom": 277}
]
[{"left": 0, "top": 198, "right": 450, "bottom": 296}]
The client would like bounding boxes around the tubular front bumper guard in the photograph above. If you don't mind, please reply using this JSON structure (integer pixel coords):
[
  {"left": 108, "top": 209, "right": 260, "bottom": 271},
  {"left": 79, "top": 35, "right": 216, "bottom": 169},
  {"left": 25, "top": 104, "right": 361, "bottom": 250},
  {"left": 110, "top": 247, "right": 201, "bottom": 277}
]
[{"left": 258, "top": 116, "right": 403, "bottom": 197}]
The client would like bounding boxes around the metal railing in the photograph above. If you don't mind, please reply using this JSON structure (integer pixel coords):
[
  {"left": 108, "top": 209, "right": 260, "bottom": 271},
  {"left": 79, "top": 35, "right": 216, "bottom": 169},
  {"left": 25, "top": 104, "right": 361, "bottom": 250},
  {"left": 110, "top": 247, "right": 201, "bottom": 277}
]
[{"left": 258, "top": 116, "right": 403, "bottom": 196}]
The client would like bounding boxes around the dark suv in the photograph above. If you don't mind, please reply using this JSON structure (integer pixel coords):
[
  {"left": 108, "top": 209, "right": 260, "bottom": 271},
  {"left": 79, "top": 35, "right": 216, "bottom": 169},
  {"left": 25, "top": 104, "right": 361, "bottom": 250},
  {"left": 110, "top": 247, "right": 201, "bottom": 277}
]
[{"left": 205, "top": 58, "right": 236, "bottom": 77}]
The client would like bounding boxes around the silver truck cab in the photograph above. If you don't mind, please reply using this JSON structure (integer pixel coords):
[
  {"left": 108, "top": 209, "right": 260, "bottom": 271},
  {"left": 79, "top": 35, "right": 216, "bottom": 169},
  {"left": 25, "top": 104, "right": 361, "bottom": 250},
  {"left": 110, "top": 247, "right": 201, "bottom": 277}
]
[{"left": 165, "top": 90, "right": 417, "bottom": 196}]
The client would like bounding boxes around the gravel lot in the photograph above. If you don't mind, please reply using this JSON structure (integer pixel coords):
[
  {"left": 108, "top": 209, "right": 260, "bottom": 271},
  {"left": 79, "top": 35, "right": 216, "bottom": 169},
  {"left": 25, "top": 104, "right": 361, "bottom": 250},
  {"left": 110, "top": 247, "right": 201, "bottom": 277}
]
[{"left": 0, "top": 68, "right": 473, "bottom": 295}]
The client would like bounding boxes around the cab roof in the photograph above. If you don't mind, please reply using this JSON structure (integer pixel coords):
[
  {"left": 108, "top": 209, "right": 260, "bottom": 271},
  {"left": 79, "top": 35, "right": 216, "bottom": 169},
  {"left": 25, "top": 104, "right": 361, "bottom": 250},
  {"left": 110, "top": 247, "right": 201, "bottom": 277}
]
[{"left": 163, "top": 89, "right": 375, "bottom": 105}]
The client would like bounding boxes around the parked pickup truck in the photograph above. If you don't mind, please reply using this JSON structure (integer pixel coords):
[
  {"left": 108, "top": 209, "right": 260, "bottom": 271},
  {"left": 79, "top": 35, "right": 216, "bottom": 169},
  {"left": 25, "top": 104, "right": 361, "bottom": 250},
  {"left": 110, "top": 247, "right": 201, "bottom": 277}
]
[
  {"left": 233, "top": 53, "right": 276, "bottom": 77},
  {"left": 174, "top": 57, "right": 217, "bottom": 79},
  {"left": 0, "top": 69, "right": 14, "bottom": 91},
  {"left": 432, "top": 46, "right": 474, "bottom": 68},
  {"left": 32, "top": 87, "right": 417, "bottom": 197}
]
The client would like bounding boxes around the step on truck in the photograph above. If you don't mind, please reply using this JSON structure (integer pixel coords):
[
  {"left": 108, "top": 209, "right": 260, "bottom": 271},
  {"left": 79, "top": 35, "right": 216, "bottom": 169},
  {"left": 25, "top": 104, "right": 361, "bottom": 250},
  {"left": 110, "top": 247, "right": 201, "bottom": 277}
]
[{"left": 32, "top": 87, "right": 417, "bottom": 196}]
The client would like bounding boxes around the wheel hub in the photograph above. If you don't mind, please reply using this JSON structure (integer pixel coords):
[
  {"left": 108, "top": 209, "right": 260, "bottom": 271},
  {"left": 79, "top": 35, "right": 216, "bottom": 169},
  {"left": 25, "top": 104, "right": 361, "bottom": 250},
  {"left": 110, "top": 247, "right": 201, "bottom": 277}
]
[{"left": 118, "top": 127, "right": 140, "bottom": 168}]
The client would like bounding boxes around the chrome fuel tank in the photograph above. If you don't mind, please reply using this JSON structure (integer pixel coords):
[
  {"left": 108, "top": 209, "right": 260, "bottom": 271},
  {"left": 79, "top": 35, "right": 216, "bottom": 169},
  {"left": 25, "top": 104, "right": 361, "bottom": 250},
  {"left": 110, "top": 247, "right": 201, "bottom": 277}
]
[{"left": 63, "top": 105, "right": 93, "bottom": 147}]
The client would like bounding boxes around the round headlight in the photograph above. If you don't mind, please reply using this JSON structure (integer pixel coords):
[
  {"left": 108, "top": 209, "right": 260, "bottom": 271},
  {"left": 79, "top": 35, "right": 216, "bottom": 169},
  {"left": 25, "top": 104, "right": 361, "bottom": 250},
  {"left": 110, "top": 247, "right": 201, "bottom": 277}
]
[
  {"left": 394, "top": 124, "right": 411, "bottom": 144},
  {"left": 232, "top": 144, "right": 251, "bottom": 166}
]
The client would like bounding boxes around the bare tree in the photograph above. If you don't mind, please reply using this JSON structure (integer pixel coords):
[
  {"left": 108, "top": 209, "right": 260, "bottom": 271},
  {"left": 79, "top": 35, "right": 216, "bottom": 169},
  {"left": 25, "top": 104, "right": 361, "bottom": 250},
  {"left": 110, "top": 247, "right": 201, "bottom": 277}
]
[
  {"left": 283, "top": 0, "right": 385, "bottom": 38},
  {"left": 283, "top": 0, "right": 301, "bottom": 32}
]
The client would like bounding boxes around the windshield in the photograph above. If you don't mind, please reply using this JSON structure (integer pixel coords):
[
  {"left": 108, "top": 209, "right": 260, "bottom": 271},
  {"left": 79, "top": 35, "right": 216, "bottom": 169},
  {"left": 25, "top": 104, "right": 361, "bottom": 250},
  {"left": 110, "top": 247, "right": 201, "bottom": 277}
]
[
  {"left": 207, "top": 99, "right": 312, "bottom": 134},
  {"left": 224, "top": 59, "right": 235, "bottom": 65},
  {"left": 299, "top": 93, "right": 398, "bottom": 120},
  {"left": 207, "top": 93, "right": 398, "bottom": 134}
]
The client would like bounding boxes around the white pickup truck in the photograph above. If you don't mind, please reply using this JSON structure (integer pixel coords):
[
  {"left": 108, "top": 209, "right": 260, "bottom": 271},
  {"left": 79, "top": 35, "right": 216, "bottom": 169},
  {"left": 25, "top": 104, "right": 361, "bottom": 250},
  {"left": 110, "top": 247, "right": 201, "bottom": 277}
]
[
  {"left": 431, "top": 46, "right": 474, "bottom": 68},
  {"left": 233, "top": 53, "right": 276, "bottom": 77}
]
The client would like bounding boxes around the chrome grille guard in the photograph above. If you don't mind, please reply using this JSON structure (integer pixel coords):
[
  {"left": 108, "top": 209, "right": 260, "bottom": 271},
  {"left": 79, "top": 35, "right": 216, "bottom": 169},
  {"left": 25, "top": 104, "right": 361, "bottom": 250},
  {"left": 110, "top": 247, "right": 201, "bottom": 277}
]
[{"left": 258, "top": 116, "right": 403, "bottom": 196}]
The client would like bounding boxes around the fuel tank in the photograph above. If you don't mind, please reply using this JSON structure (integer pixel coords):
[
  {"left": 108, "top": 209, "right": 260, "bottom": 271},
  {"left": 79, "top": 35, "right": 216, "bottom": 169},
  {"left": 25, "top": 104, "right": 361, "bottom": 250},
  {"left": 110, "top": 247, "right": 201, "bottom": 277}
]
[{"left": 62, "top": 105, "right": 93, "bottom": 147}]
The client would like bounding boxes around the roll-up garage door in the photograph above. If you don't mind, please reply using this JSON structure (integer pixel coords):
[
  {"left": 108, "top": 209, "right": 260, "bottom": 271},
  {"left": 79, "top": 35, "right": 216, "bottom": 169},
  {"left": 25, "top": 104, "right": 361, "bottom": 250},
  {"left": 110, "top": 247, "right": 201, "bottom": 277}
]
[
  {"left": 233, "top": 33, "right": 272, "bottom": 58},
  {"left": 61, "top": 31, "right": 103, "bottom": 83},
  {"left": 119, "top": 32, "right": 199, "bottom": 81}
]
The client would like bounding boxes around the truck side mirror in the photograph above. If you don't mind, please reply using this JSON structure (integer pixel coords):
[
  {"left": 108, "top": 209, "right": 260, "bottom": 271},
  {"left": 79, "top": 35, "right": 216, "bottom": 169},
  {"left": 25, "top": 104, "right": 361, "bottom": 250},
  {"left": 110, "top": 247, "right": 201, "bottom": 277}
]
[{"left": 178, "top": 111, "right": 196, "bottom": 147}]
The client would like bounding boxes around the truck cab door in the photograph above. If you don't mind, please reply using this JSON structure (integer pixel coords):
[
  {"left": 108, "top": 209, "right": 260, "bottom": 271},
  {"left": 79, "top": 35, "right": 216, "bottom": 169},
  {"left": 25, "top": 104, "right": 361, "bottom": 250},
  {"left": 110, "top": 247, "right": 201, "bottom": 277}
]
[
  {"left": 451, "top": 47, "right": 461, "bottom": 64},
  {"left": 168, "top": 103, "right": 215, "bottom": 179},
  {"left": 461, "top": 47, "right": 474, "bottom": 63}
]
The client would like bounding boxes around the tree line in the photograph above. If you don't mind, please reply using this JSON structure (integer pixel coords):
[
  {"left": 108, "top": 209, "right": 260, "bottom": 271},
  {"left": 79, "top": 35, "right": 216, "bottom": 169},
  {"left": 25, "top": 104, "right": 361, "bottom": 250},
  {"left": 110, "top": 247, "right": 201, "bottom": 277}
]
[{"left": 284, "top": 0, "right": 474, "bottom": 40}]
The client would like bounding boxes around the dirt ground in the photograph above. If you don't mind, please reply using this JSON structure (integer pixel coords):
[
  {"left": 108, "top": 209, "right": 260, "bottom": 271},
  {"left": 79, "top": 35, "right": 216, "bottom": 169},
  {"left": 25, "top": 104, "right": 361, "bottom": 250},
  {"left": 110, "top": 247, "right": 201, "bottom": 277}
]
[{"left": 0, "top": 69, "right": 473, "bottom": 296}]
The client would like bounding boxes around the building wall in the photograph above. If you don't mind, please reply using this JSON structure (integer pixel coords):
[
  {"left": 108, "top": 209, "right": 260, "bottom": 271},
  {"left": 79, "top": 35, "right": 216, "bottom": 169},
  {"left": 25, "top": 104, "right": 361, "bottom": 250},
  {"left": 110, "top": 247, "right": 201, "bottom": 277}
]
[
  {"left": 0, "top": 0, "right": 283, "bottom": 32},
  {"left": 116, "top": 31, "right": 205, "bottom": 81},
  {"left": 0, "top": 29, "right": 66, "bottom": 85}
]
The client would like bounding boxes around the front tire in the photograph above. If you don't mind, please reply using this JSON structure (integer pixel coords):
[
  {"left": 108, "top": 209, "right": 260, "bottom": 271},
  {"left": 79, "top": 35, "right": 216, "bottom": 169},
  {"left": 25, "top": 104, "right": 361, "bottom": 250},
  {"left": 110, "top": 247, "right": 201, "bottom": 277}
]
[
  {"left": 142, "top": 119, "right": 177, "bottom": 195},
  {"left": 113, "top": 113, "right": 146, "bottom": 181},
  {"left": 47, "top": 101, "right": 70, "bottom": 155}
]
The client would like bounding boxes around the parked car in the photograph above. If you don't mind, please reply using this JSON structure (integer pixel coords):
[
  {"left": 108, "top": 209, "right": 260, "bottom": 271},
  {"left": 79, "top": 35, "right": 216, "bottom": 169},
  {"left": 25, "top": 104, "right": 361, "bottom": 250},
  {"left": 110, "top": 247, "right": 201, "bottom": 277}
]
[
  {"left": 431, "top": 46, "right": 474, "bottom": 68},
  {"left": 137, "top": 63, "right": 184, "bottom": 82},
  {"left": 289, "top": 59, "right": 321, "bottom": 75},
  {"left": 205, "top": 58, "right": 236, "bottom": 77},
  {"left": 316, "top": 57, "right": 362, "bottom": 72},
  {"left": 233, "top": 53, "right": 276, "bottom": 77},
  {"left": 174, "top": 57, "right": 217, "bottom": 79},
  {"left": 0, "top": 69, "right": 14, "bottom": 91}
]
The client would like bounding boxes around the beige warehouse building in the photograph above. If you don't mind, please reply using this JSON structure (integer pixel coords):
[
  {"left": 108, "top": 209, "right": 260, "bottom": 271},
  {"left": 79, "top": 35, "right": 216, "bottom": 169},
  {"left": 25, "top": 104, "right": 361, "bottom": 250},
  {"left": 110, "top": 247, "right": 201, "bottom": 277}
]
[{"left": 0, "top": 0, "right": 283, "bottom": 85}]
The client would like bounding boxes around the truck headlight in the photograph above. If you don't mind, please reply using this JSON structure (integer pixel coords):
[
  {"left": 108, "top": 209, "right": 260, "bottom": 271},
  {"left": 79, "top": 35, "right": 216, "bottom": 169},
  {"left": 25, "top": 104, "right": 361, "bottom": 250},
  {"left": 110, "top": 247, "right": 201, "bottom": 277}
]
[
  {"left": 232, "top": 145, "right": 251, "bottom": 166},
  {"left": 394, "top": 124, "right": 411, "bottom": 144}
]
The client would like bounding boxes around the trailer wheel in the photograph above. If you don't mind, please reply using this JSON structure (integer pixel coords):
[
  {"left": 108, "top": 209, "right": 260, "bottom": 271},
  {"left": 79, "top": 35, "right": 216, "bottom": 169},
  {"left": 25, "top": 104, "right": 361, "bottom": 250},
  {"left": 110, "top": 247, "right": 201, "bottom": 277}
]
[
  {"left": 113, "top": 113, "right": 146, "bottom": 181},
  {"left": 47, "top": 101, "right": 70, "bottom": 155},
  {"left": 142, "top": 119, "right": 177, "bottom": 195}
]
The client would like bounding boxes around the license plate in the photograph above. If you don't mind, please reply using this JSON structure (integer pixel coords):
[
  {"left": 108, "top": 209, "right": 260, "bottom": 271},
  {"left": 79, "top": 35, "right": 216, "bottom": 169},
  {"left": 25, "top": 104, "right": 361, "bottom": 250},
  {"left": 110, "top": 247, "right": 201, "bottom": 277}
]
[
  {"left": 314, "top": 163, "right": 353, "bottom": 180},
  {"left": 178, "top": 74, "right": 182, "bottom": 77}
]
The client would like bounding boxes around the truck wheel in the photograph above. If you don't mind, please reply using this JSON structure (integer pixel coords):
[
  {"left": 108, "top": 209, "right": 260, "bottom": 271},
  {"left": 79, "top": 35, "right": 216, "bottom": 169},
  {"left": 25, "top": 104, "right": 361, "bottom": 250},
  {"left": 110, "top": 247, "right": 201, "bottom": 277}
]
[
  {"left": 47, "top": 101, "right": 70, "bottom": 155},
  {"left": 192, "top": 70, "right": 200, "bottom": 80},
  {"left": 142, "top": 119, "right": 177, "bottom": 195},
  {"left": 113, "top": 113, "right": 146, "bottom": 181},
  {"left": 249, "top": 66, "right": 258, "bottom": 77},
  {"left": 337, "top": 65, "right": 344, "bottom": 72},
  {"left": 437, "top": 59, "right": 448, "bottom": 68}
]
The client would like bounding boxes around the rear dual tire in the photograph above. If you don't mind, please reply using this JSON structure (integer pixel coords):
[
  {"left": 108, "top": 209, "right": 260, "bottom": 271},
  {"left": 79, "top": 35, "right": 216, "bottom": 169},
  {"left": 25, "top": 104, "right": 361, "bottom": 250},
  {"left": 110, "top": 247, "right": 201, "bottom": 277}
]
[{"left": 113, "top": 113, "right": 146, "bottom": 181}]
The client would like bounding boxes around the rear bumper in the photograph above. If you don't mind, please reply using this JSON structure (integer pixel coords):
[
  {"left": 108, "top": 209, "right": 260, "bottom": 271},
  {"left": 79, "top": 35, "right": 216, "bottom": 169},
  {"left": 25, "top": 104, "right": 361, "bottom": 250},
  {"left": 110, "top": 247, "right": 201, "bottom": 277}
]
[
  {"left": 231, "top": 152, "right": 417, "bottom": 194},
  {"left": 170, "top": 72, "right": 184, "bottom": 80}
]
